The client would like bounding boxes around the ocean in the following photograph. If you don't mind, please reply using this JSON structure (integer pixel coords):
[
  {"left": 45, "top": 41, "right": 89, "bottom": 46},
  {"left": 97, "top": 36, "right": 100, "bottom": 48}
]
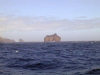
[{"left": 0, "top": 42, "right": 100, "bottom": 75}]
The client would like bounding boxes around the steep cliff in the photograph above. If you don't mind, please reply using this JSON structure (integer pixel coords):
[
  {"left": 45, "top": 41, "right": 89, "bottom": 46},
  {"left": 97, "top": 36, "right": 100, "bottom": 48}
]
[{"left": 44, "top": 33, "right": 61, "bottom": 42}]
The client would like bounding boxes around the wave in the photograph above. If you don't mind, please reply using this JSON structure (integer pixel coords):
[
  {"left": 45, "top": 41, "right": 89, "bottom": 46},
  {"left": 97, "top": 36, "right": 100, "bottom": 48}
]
[{"left": 6, "top": 58, "right": 62, "bottom": 70}]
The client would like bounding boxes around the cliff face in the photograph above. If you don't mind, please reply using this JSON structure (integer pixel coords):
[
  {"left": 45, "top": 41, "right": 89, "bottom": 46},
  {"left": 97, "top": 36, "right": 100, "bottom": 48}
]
[
  {"left": 0, "top": 37, "right": 15, "bottom": 43},
  {"left": 44, "top": 33, "right": 61, "bottom": 42}
]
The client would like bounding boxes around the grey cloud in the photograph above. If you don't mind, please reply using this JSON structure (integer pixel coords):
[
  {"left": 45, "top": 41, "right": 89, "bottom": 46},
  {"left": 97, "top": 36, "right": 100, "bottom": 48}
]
[
  {"left": 75, "top": 16, "right": 88, "bottom": 19},
  {"left": 0, "top": 15, "right": 100, "bottom": 32}
]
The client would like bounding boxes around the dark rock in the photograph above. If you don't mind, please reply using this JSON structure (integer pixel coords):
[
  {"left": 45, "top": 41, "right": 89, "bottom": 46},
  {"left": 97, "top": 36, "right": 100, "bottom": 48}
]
[
  {"left": 75, "top": 69, "right": 100, "bottom": 75},
  {"left": 86, "top": 69, "right": 100, "bottom": 74}
]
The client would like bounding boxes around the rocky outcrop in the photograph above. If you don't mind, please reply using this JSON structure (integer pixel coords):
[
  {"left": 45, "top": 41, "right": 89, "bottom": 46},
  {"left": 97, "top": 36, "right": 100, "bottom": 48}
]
[
  {"left": 19, "top": 39, "right": 24, "bottom": 42},
  {"left": 85, "top": 69, "right": 100, "bottom": 75},
  {"left": 77, "top": 68, "right": 100, "bottom": 75},
  {"left": 44, "top": 33, "right": 61, "bottom": 42},
  {"left": 0, "top": 36, "right": 15, "bottom": 43}
]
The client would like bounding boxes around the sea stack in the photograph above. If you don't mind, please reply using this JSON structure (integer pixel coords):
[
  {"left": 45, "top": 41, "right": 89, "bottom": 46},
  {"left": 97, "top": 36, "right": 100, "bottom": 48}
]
[
  {"left": 19, "top": 39, "right": 24, "bottom": 42},
  {"left": 44, "top": 33, "right": 61, "bottom": 42}
]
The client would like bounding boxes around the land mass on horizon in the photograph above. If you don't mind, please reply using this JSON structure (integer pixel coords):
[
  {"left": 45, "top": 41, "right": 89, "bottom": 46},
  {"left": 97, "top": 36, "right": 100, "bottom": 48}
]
[
  {"left": 0, "top": 36, "right": 15, "bottom": 43},
  {"left": 44, "top": 33, "right": 61, "bottom": 42}
]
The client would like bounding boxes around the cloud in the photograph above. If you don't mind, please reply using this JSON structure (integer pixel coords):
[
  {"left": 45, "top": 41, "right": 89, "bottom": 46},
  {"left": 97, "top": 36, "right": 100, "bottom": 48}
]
[
  {"left": 75, "top": 16, "right": 88, "bottom": 19},
  {"left": 0, "top": 15, "right": 100, "bottom": 33}
]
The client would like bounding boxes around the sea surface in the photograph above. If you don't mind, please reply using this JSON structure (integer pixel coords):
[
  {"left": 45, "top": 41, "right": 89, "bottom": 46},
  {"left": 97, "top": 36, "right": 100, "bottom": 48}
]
[{"left": 0, "top": 42, "right": 100, "bottom": 75}]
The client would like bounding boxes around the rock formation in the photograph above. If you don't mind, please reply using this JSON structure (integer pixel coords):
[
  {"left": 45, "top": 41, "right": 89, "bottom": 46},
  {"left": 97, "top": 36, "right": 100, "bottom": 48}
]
[
  {"left": 44, "top": 33, "right": 61, "bottom": 42},
  {"left": 0, "top": 36, "right": 15, "bottom": 43},
  {"left": 19, "top": 39, "right": 24, "bottom": 42},
  {"left": 85, "top": 68, "right": 100, "bottom": 75}
]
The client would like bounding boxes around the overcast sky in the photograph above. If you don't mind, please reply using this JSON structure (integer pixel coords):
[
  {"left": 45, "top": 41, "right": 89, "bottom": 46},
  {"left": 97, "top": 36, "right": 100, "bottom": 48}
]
[{"left": 0, "top": 0, "right": 100, "bottom": 42}]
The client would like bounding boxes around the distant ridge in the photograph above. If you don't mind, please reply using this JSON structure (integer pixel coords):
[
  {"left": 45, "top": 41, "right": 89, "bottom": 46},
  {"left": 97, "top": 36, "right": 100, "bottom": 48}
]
[{"left": 0, "top": 36, "right": 15, "bottom": 43}]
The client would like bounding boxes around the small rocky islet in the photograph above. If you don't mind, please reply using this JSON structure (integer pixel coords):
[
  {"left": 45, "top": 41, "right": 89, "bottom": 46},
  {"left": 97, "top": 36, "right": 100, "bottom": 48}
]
[{"left": 44, "top": 33, "right": 61, "bottom": 42}]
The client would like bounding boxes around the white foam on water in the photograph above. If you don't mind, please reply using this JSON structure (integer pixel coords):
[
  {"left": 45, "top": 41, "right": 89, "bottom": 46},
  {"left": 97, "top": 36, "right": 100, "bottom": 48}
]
[{"left": 16, "top": 50, "right": 19, "bottom": 53}]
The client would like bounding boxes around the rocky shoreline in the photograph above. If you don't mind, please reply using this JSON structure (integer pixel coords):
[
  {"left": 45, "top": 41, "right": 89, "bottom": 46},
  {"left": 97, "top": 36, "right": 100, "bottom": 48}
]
[{"left": 0, "top": 36, "right": 15, "bottom": 43}]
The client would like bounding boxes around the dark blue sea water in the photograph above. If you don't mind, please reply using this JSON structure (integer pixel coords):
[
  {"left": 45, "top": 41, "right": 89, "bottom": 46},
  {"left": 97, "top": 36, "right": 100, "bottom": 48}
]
[{"left": 0, "top": 42, "right": 100, "bottom": 75}]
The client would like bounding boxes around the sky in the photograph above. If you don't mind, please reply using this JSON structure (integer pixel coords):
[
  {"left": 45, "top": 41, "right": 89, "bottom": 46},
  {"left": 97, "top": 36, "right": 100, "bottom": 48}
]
[{"left": 0, "top": 0, "right": 100, "bottom": 42}]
